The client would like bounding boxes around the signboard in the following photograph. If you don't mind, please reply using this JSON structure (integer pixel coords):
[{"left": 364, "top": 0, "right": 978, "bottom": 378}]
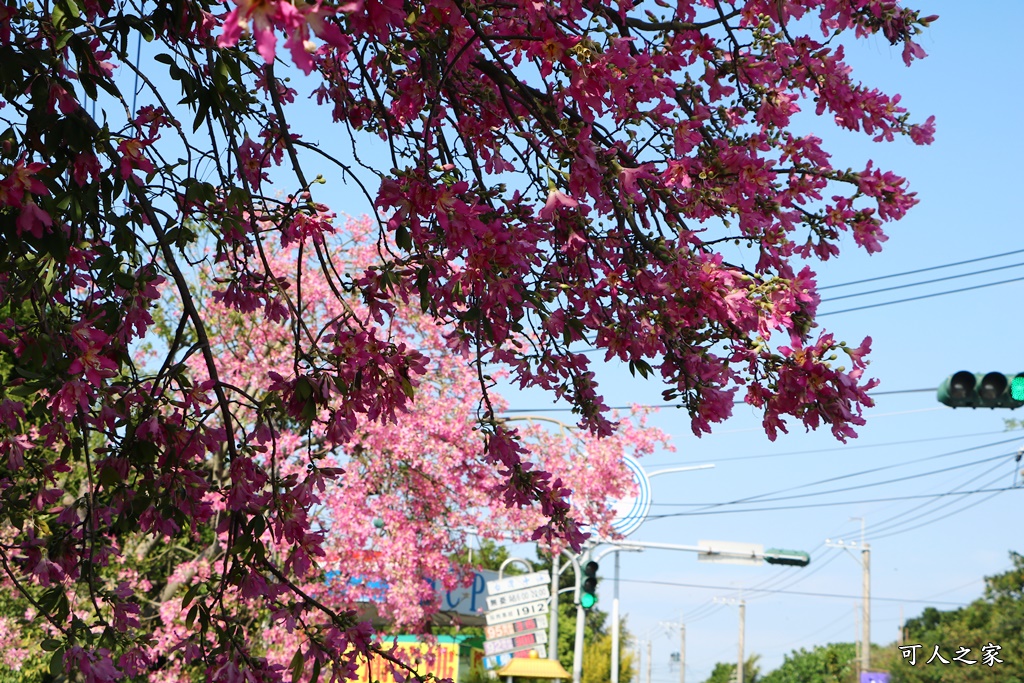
[
  {"left": 486, "top": 571, "right": 550, "bottom": 596},
  {"left": 485, "top": 599, "right": 550, "bottom": 625},
  {"left": 485, "top": 584, "right": 549, "bottom": 611},
  {"left": 861, "top": 673, "right": 890, "bottom": 683},
  {"left": 434, "top": 569, "right": 499, "bottom": 616},
  {"left": 483, "top": 645, "right": 547, "bottom": 670},
  {"left": 696, "top": 540, "right": 763, "bottom": 566},
  {"left": 483, "top": 629, "right": 547, "bottom": 656},
  {"left": 484, "top": 615, "right": 548, "bottom": 641},
  {"left": 329, "top": 568, "right": 499, "bottom": 618},
  {"left": 354, "top": 636, "right": 483, "bottom": 683},
  {"left": 608, "top": 454, "right": 651, "bottom": 537}
]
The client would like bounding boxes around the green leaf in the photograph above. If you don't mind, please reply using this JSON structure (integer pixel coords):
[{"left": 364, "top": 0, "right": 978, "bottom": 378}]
[
  {"left": 99, "top": 465, "right": 121, "bottom": 488},
  {"left": 291, "top": 649, "right": 305, "bottom": 683},
  {"left": 49, "top": 647, "right": 65, "bottom": 676},
  {"left": 182, "top": 583, "right": 201, "bottom": 609},
  {"left": 395, "top": 223, "right": 412, "bottom": 251},
  {"left": 185, "top": 603, "right": 199, "bottom": 630},
  {"left": 40, "top": 638, "right": 62, "bottom": 652}
]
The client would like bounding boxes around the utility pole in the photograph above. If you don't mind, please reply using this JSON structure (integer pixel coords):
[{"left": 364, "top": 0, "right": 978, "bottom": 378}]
[
  {"left": 826, "top": 518, "right": 871, "bottom": 674},
  {"left": 659, "top": 618, "right": 686, "bottom": 683},
  {"left": 862, "top": 539, "right": 871, "bottom": 672},
  {"left": 737, "top": 600, "right": 746, "bottom": 683},
  {"left": 646, "top": 640, "right": 652, "bottom": 683},
  {"left": 714, "top": 598, "right": 745, "bottom": 683},
  {"left": 679, "top": 623, "right": 685, "bottom": 683}
]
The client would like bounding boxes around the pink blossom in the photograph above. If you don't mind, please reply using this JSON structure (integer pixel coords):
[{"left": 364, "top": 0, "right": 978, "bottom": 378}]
[{"left": 539, "top": 189, "right": 578, "bottom": 220}]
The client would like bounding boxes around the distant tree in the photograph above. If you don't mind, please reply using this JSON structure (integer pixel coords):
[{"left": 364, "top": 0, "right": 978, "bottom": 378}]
[
  {"left": 760, "top": 643, "right": 856, "bottom": 683},
  {"left": 894, "top": 552, "right": 1024, "bottom": 683},
  {"left": 581, "top": 624, "right": 636, "bottom": 683},
  {"left": 703, "top": 656, "right": 761, "bottom": 683}
]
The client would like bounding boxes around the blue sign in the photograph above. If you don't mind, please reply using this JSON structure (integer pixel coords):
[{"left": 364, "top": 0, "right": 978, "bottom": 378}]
[
  {"left": 324, "top": 569, "right": 498, "bottom": 616},
  {"left": 861, "top": 672, "right": 890, "bottom": 683}
]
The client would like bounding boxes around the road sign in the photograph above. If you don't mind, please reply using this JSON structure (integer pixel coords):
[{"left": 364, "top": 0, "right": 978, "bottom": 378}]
[
  {"left": 486, "top": 571, "right": 550, "bottom": 596},
  {"left": 696, "top": 540, "right": 763, "bottom": 565},
  {"left": 484, "top": 615, "right": 548, "bottom": 641},
  {"left": 608, "top": 454, "right": 651, "bottom": 537},
  {"left": 483, "top": 645, "right": 548, "bottom": 670},
  {"left": 485, "top": 584, "right": 549, "bottom": 611},
  {"left": 483, "top": 629, "right": 547, "bottom": 656},
  {"left": 485, "top": 599, "right": 550, "bottom": 625}
]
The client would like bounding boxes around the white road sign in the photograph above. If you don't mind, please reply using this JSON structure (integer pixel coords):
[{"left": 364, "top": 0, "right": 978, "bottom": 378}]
[
  {"left": 483, "top": 629, "right": 547, "bottom": 656},
  {"left": 486, "top": 571, "right": 550, "bottom": 596},
  {"left": 485, "top": 599, "right": 550, "bottom": 625},
  {"left": 696, "top": 540, "right": 764, "bottom": 565},
  {"left": 485, "top": 584, "right": 549, "bottom": 611}
]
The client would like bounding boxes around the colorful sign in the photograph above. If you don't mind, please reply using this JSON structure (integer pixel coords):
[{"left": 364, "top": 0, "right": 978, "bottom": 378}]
[
  {"left": 483, "top": 645, "right": 548, "bottom": 670},
  {"left": 485, "top": 599, "right": 550, "bottom": 625},
  {"left": 484, "top": 615, "right": 548, "bottom": 641},
  {"left": 483, "top": 629, "right": 547, "bottom": 656},
  {"left": 485, "top": 584, "right": 549, "bottom": 611},
  {"left": 354, "top": 636, "right": 483, "bottom": 683},
  {"left": 328, "top": 568, "right": 499, "bottom": 618}
]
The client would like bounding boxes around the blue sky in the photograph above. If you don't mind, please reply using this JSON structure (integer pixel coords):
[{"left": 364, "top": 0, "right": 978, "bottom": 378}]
[{"left": 494, "top": 2, "right": 1024, "bottom": 681}]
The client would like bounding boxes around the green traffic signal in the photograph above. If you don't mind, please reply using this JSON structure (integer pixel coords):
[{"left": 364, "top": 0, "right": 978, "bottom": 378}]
[
  {"left": 763, "top": 549, "right": 810, "bottom": 567},
  {"left": 581, "top": 561, "right": 598, "bottom": 610},
  {"left": 1013, "top": 375, "right": 1024, "bottom": 402},
  {"left": 937, "top": 371, "right": 1024, "bottom": 409}
]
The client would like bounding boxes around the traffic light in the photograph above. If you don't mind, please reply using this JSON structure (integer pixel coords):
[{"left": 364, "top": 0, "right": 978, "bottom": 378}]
[
  {"left": 580, "top": 561, "right": 598, "bottom": 609},
  {"left": 763, "top": 549, "right": 810, "bottom": 567},
  {"left": 937, "top": 371, "right": 1024, "bottom": 409}
]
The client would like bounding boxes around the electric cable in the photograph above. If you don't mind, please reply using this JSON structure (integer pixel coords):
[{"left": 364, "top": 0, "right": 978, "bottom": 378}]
[
  {"left": 819, "top": 248, "right": 1024, "bottom": 290},
  {"left": 818, "top": 275, "right": 1024, "bottom": 316},
  {"left": 653, "top": 428, "right": 1010, "bottom": 467},
  {"left": 648, "top": 437, "right": 1022, "bottom": 512},
  {"left": 501, "top": 386, "right": 936, "bottom": 413},
  {"left": 645, "top": 485, "right": 1023, "bottom": 519},
  {"left": 872, "top": 488, "right": 1008, "bottom": 541},
  {"left": 864, "top": 460, "right": 1011, "bottom": 538},
  {"left": 617, "top": 577, "right": 967, "bottom": 605},
  {"left": 823, "top": 261, "right": 1024, "bottom": 302}
]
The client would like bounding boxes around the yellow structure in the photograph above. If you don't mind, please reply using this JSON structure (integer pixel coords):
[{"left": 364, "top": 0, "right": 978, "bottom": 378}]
[{"left": 495, "top": 651, "right": 571, "bottom": 680}]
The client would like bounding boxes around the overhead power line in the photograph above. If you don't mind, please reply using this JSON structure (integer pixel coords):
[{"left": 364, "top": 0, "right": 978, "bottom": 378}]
[
  {"left": 501, "top": 386, "right": 936, "bottom": 413},
  {"left": 819, "top": 248, "right": 1024, "bottom": 290},
  {"left": 649, "top": 437, "right": 1023, "bottom": 512},
  {"left": 644, "top": 486, "right": 1023, "bottom": 519},
  {"left": 617, "top": 577, "right": 968, "bottom": 606},
  {"left": 819, "top": 275, "right": 1024, "bottom": 316},
  {"left": 824, "top": 261, "right": 1024, "bottom": 302}
]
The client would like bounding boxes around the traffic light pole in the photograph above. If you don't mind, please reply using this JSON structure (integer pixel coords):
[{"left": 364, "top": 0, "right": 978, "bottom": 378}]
[
  {"left": 573, "top": 600, "right": 586, "bottom": 683},
  {"left": 550, "top": 554, "right": 560, "bottom": 663},
  {"left": 611, "top": 551, "right": 620, "bottom": 683}
]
